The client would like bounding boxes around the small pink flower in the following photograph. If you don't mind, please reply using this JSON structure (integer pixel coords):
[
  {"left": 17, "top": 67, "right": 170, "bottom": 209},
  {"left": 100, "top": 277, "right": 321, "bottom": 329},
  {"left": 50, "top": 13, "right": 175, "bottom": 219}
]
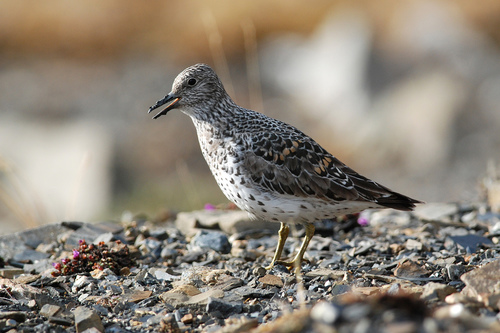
[
  {"left": 204, "top": 203, "right": 216, "bottom": 210},
  {"left": 61, "top": 258, "right": 70, "bottom": 265},
  {"left": 73, "top": 250, "right": 80, "bottom": 259},
  {"left": 52, "top": 263, "right": 61, "bottom": 269},
  {"left": 357, "top": 217, "right": 369, "bottom": 226}
]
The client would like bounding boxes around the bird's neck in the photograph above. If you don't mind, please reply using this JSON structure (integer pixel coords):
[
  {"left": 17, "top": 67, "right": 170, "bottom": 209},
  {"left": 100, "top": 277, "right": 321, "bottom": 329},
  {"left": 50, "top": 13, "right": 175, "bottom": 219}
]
[{"left": 189, "top": 97, "right": 241, "bottom": 129}]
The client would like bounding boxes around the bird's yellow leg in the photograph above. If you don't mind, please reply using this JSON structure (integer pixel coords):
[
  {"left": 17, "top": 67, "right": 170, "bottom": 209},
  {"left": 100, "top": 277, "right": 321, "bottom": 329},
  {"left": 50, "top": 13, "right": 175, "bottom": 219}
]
[
  {"left": 265, "top": 222, "right": 289, "bottom": 270},
  {"left": 276, "top": 223, "right": 315, "bottom": 270}
]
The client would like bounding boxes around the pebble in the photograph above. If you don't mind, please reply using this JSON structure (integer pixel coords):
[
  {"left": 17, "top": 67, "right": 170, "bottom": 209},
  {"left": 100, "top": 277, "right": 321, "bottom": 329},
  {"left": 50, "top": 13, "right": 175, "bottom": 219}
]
[
  {"left": 39, "top": 304, "right": 61, "bottom": 317},
  {"left": 73, "top": 306, "right": 105, "bottom": 333},
  {"left": 258, "top": 274, "right": 283, "bottom": 288},
  {"left": 190, "top": 230, "right": 231, "bottom": 254},
  {"left": 206, "top": 297, "right": 243, "bottom": 317}
]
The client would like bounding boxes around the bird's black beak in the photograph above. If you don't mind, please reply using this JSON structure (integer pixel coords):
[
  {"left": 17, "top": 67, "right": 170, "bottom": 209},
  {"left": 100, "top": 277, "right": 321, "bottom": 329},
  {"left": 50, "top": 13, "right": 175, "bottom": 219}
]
[{"left": 148, "top": 93, "right": 181, "bottom": 119}]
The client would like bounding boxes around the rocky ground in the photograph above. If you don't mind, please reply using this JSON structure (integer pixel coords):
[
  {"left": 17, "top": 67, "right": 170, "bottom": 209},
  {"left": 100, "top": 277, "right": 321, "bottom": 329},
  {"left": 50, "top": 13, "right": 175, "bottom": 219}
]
[{"left": 1, "top": 201, "right": 500, "bottom": 333}]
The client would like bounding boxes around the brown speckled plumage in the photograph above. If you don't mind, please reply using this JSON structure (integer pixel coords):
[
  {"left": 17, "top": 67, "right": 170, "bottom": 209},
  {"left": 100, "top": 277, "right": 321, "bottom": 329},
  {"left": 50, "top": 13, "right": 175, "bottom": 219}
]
[{"left": 148, "top": 63, "right": 422, "bottom": 270}]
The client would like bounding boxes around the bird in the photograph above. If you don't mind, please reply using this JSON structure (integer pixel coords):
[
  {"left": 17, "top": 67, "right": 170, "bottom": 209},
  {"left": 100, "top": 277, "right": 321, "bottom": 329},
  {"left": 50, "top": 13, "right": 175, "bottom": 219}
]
[{"left": 148, "top": 63, "right": 422, "bottom": 271}]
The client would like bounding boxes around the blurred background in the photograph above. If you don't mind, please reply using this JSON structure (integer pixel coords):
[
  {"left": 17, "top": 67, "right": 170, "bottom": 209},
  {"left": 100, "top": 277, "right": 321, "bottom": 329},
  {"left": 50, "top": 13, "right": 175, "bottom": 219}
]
[{"left": 1, "top": 0, "right": 500, "bottom": 234}]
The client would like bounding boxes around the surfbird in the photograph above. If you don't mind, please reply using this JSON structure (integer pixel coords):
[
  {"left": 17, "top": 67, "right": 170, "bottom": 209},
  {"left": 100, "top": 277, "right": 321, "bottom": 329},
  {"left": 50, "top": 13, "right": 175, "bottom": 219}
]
[{"left": 148, "top": 63, "right": 421, "bottom": 270}]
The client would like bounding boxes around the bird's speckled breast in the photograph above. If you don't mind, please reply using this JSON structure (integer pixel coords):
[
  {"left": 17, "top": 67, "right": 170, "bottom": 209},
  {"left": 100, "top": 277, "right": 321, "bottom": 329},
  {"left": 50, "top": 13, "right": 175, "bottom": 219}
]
[{"left": 192, "top": 119, "right": 260, "bottom": 214}]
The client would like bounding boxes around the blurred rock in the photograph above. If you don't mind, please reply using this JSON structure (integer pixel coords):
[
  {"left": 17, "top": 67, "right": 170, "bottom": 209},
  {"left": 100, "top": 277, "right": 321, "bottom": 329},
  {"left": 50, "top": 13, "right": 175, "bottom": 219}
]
[
  {"left": 461, "top": 259, "right": 500, "bottom": 297},
  {"left": 421, "top": 282, "right": 456, "bottom": 302},
  {"left": 0, "top": 120, "right": 112, "bottom": 233},
  {"left": 0, "top": 223, "right": 71, "bottom": 260},
  {"left": 413, "top": 203, "right": 459, "bottom": 222},
  {"left": 175, "top": 210, "right": 279, "bottom": 237}
]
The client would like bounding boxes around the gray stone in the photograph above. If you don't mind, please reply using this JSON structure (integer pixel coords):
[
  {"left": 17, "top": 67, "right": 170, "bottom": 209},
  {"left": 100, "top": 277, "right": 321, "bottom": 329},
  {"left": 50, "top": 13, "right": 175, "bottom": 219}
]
[
  {"left": 13, "top": 249, "right": 50, "bottom": 262},
  {"left": 93, "top": 232, "right": 114, "bottom": 244},
  {"left": 446, "top": 264, "right": 466, "bottom": 281},
  {"left": 405, "top": 239, "right": 424, "bottom": 251},
  {"left": 40, "top": 304, "right": 61, "bottom": 317},
  {"left": 190, "top": 230, "right": 231, "bottom": 254},
  {"left": 206, "top": 297, "right": 243, "bottom": 316},
  {"left": 65, "top": 222, "right": 123, "bottom": 246},
  {"left": 0, "top": 223, "right": 70, "bottom": 260},
  {"left": 73, "top": 306, "right": 104, "bottom": 333},
  {"left": 331, "top": 284, "right": 351, "bottom": 296},
  {"left": 23, "top": 259, "right": 53, "bottom": 274},
  {"left": 232, "top": 286, "right": 275, "bottom": 299}
]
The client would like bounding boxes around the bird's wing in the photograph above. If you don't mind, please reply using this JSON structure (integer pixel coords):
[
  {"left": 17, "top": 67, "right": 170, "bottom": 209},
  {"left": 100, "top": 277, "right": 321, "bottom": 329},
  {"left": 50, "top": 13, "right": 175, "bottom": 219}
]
[{"left": 242, "top": 131, "right": 366, "bottom": 202}]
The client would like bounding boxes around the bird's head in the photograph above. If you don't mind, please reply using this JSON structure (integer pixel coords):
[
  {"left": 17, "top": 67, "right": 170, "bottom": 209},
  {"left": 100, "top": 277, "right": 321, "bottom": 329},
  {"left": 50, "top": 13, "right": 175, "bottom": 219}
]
[{"left": 148, "top": 63, "right": 229, "bottom": 120}]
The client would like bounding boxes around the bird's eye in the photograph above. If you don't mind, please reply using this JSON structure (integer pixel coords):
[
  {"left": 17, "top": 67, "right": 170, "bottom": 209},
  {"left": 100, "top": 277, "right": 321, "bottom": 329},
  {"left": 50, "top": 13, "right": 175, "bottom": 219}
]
[{"left": 187, "top": 78, "right": 197, "bottom": 86}]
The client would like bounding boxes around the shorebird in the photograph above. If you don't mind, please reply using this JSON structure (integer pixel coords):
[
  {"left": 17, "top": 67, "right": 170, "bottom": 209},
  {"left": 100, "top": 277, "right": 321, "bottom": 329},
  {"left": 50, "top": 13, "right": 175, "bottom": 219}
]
[{"left": 148, "top": 63, "right": 421, "bottom": 270}]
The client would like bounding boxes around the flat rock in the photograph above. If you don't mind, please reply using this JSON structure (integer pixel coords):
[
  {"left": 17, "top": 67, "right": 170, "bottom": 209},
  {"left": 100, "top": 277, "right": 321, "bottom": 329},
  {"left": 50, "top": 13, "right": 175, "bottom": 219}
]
[
  {"left": 413, "top": 202, "right": 459, "bottom": 221},
  {"left": 405, "top": 239, "right": 424, "bottom": 251},
  {"left": 213, "top": 276, "right": 244, "bottom": 291},
  {"left": 168, "top": 284, "right": 201, "bottom": 296},
  {"left": 306, "top": 268, "right": 346, "bottom": 279},
  {"left": 258, "top": 274, "right": 284, "bottom": 288},
  {"left": 0, "top": 267, "right": 24, "bottom": 279},
  {"left": 394, "top": 260, "right": 430, "bottom": 279},
  {"left": 187, "top": 289, "right": 224, "bottom": 305},
  {"left": 175, "top": 210, "right": 279, "bottom": 237},
  {"left": 40, "top": 304, "right": 61, "bottom": 317},
  {"left": 121, "top": 290, "right": 152, "bottom": 303},
  {"left": 159, "top": 292, "right": 189, "bottom": 308},
  {"left": 461, "top": 259, "right": 500, "bottom": 297},
  {"left": 232, "top": 286, "right": 275, "bottom": 299}
]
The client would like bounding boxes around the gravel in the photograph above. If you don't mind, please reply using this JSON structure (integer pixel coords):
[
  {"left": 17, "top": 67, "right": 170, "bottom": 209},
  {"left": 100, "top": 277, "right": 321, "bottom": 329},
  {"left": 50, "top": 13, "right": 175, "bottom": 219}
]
[{"left": 0, "top": 201, "right": 500, "bottom": 332}]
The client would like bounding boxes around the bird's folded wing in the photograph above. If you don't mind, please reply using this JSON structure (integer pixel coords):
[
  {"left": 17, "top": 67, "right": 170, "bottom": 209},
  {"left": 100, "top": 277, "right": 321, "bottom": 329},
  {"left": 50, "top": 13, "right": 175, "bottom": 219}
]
[{"left": 242, "top": 134, "right": 362, "bottom": 202}]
